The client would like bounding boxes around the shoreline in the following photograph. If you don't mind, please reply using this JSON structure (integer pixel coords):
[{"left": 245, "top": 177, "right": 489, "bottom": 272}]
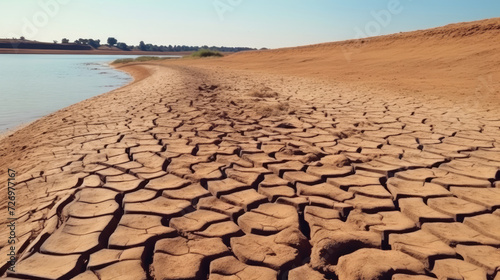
[
  {"left": 0, "top": 122, "right": 33, "bottom": 142},
  {"left": 0, "top": 59, "right": 140, "bottom": 141},
  {"left": 0, "top": 48, "right": 193, "bottom": 56}
]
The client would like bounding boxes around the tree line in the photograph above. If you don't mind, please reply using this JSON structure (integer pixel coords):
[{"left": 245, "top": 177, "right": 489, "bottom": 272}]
[{"left": 58, "top": 37, "right": 258, "bottom": 52}]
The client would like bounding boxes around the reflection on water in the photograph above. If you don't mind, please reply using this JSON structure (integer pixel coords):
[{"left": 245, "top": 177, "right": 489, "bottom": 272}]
[{"left": 0, "top": 54, "right": 176, "bottom": 133}]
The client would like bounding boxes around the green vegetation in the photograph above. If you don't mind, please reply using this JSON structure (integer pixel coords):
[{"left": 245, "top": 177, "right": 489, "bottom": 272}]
[
  {"left": 190, "top": 49, "right": 223, "bottom": 58},
  {"left": 9, "top": 36, "right": 261, "bottom": 53},
  {"left": 73, "top": 38, "right": 101, "bottom": 49},
  {"left": 88, "top": 39, "right": 100, "bottom": 49},
  {"left": 116, "top": 42, "right": 130, "bottom": 51},
  {"left": 112, "top": 56, "right": 175, "bottom": 64},
  {"left": 131, "top": 42, "right": 254, "bottom": 53},
  {"left": 107, "top": 37, "right": 117, "bottom": 46}
]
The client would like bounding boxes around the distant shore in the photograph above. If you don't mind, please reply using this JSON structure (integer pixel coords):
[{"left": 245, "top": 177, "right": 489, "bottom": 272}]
[{"left": 0, "top": 48, "right": 192, "bottom": 55}]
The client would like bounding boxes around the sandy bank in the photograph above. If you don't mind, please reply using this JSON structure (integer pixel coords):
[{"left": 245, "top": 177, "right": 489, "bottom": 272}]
[{"left": 167, "top": 18, "right": 500, "bottom": 107}]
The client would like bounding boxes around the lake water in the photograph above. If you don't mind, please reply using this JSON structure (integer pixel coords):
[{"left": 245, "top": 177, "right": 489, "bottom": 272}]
[{"left": 0, "top": 54, "right": 177, "bottom": 133}]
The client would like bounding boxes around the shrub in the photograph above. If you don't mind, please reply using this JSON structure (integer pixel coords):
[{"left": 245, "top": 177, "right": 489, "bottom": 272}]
[
  {"left": 116, "top": 42, "right": 130, "bottom": 51},
  {"left": 107, "top": 37, "right": 117, "bottom": 46},
  {"left": 112, "top": 58, "right": 135, "bottom": 64},
  {"left": 88, "top": 39, "right": 100, "bottom": 49},
  {"left": 112, "top": 56, "right": 175, "bottom": 64},
  {"left": 190, "top": 49, "right": 223, "bottom": 58}
]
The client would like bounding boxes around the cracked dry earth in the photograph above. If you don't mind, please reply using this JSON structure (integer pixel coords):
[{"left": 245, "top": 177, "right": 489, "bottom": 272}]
[{"left": 0, "top": 63, "right": 499, "bottom": 280}]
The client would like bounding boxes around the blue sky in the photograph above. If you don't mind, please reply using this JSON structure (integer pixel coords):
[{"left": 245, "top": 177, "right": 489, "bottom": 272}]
[{"left": 1, "top": 0, "right": 499, "bottom": 48}]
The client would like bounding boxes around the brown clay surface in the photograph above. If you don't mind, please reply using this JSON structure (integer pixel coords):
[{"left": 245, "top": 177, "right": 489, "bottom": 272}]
[{"left": 0, "top": 18, "right": 500, "bottom": 280}]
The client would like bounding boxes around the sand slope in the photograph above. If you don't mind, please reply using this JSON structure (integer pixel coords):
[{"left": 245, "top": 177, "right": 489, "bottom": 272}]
[{"left": 176, "top": 17, "right": 500, "bottom": 107}]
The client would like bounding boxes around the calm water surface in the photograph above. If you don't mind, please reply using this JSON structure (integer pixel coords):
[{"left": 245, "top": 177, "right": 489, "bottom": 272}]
[{"left": 0, "top": 54, "right": 177, "bottom": 133}]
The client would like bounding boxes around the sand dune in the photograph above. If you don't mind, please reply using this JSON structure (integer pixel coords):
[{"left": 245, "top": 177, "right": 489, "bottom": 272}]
[
  {"left": 0, "top": 18, "right": 499, "bottom": 280},
  {"left": 176, "top": 17, "right": 500, "bottom": 107}
]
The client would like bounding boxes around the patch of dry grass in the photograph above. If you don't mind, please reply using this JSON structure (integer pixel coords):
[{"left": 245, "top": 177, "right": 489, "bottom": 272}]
[
  {"left": 112, "top": 56, "right": 175, "bottom": 64},
  {"left": 190, "top": 49, "right": 223, "bottom": 58},
  {"left": 254, "top": 102, "right": 292, "bottom": 117},
  {"left": 248, "top": 86, "right": 279, "bottom": 98}
]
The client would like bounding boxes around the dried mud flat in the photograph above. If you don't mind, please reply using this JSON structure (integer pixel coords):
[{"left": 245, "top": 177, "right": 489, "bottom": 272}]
[
  {"left": 0, "top": 63, "right": 499, "bottom": 280},
  {"left": 1, "top": 20, "right": 500, "bottom": 280}
]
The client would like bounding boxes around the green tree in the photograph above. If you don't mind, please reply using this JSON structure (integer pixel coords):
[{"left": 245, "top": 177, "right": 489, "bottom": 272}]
[
  {"left": 88, "top": 39, "right": 101, "bottom": 49},
  {"left": 61, "top": 38, "right": 69, "bottom": 44},
  {"left": 107, "top": 37, "right": 117, "bottom": 46},
  {"left": 139, "top": 41, "right": 146, "bottom": 51},
  {"left": 116, "top": 42, "right": 130, "bottom": 51}
]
